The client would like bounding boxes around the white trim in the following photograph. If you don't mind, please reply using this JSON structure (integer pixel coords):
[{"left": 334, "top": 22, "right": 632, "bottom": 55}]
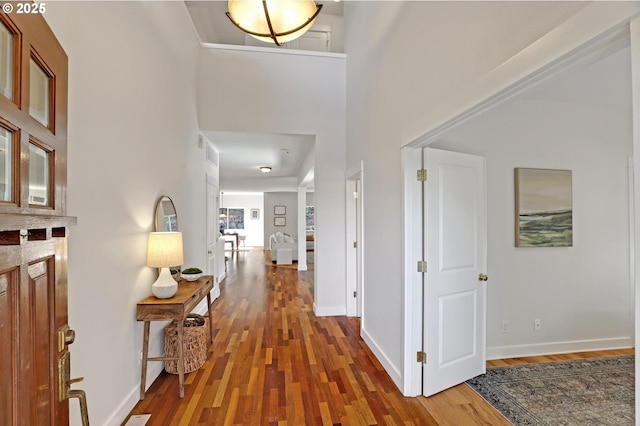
[
  {"left": 361, "top": 327, "right": 403, "bottom": 390},
  {"left": 104, "top": 362, "right": 163, "bottom": 426},
  {"left": 628, "top": 156, "right": 636, "bottom": 344},
  {"left": 487, "top": 337, "right": 634, "bottom": 361},
  {"left": 313, "top": 303, "right": 345, "bottom": 317},
  {"left": 629, "top": 16, "right": 640, "bottom": 422},
  {"left": 401, "top": 147, "right": 423, "bottom": 397},
  {"left": 345, "top": 161, "right": 364, "bottom": 319},
  {"left": 200, "top": 42, "right": 347, "bottom": 59},
  {"left": 345, "top": 179, "right": 357, "bottom": 317},
  {"left": 297, "top": 187, "right": 307, "bottom": 271}
]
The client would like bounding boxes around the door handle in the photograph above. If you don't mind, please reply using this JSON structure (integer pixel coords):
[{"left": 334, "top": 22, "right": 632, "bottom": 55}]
[
  {"left": 478, "top": 273, "right": 488, "bottom": 282},
  {"left": 57, "top": 325, "right": 76, "bottom": 351},
  {"left": 59, "top": 349, "right": 90, "bottom": 425},
  {"left": 208, "top": 250, "right": 212, "bottom": 255}
]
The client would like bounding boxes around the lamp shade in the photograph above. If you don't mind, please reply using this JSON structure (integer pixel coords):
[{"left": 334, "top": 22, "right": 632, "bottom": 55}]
[
  {"left": 146, "top": 232, "right": 184, "bottom": 268},
  {"left": 226, "top": 0, "right": 322, "bottom": 46}
]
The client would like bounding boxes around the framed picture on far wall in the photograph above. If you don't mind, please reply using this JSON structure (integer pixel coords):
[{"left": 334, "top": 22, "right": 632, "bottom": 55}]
[
  {"left": 250, "top": 208, "right": 259, "bottom": 220},
  {"left": 274, "top": 205, "right": 286, "bottom": 215},
  {"left": 515, "top": 168, "right": 573, "bottom": 247},
  {"left": 274, "top": 217, "right": 286, "bottom": 226}
]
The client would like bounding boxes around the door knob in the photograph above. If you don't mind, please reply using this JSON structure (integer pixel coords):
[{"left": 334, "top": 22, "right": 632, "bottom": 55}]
[
  {"left": 208, "top": 250, "right": 212, "bottom": 255},
  {"left": 478, "top": 273, "right": 488, "bottom": 282}
]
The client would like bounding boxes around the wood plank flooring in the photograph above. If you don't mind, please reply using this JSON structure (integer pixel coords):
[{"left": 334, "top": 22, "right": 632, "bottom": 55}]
[{"left": 124, "top": 249, "right": 634, "bottom": 425}]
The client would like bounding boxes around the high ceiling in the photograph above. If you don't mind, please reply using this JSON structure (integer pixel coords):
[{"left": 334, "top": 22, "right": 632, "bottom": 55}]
[
  {"left": 204, "top": 131, "right": 315, "bottom": 193},
  {"left": 190, "top": 3, "right": 631, "bottom": 194},
  {"left": 187, "top": 1, "right": 342, "bottom": 193}
]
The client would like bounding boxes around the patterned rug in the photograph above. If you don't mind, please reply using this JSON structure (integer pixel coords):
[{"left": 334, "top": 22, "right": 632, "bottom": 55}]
[{"left": 466, "top": 356, "right": 635, "bottom": 425}]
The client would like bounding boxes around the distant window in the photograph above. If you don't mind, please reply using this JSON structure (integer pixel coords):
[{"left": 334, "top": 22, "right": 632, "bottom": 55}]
[
  {"left": 306, "top": 206, "right": 315, "bottom": 230},
  {"left": 220, "top": 207, "right": 244, "bottom": 230}
]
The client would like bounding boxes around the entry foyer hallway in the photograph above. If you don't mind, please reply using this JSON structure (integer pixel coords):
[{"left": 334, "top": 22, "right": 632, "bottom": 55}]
[
  {"left": 124, "top": 248, "right": 633, "bottom": 425},
  {"left": 125, "top": 248, "right": 441, "bottom": 425}
]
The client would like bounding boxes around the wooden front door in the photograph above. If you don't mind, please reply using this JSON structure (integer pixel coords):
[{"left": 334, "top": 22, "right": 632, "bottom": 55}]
[{"left": 0, "top": 8, "right": 76, "bottom": 425}]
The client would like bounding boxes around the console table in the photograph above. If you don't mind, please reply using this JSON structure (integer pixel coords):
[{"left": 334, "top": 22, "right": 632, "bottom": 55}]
[{"left": 136, "top": 275, "right": 214, "bottom": 399}]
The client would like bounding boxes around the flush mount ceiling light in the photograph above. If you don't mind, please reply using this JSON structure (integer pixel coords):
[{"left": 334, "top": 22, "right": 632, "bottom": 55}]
[
  {"left": 226, "top": 0, "right": 323, "bottom": 47},
  {"left": 259, "top": 166, "right": 272, "bottom": 173}
]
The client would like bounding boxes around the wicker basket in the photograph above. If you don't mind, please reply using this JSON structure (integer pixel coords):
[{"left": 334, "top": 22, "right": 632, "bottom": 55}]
[{"left": 164, "top": 314, "right": 208, "bottom": 374}]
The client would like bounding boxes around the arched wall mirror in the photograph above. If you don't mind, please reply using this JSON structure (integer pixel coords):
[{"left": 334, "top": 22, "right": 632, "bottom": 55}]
[
  {"left": 155, "top": 195, "right": 178, "bottom": 232},
  {"left": 154, "top": 195, "right": 181, "bottom": 280}
]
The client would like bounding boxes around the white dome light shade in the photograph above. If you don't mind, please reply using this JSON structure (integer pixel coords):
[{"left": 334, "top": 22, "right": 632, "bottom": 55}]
[{"left": 226, "top": 0, "right": 322, "bottom": 46}]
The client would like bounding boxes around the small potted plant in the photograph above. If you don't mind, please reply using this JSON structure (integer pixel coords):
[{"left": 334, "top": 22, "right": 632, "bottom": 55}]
[{"left": 181, "top": 267, "right": 203, "bottom": 281}]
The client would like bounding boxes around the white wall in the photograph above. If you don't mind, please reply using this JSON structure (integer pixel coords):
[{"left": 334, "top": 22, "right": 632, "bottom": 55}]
[
  {"left": 198, "top": 46, "right": 347, "bottom": 316},
  {"left": 222, "top": 193, "right": 264, "bottom": 247},
  {"left": 264, "top": 192, "right": 299, "bottom": 243},
  {"left": 434, "top": 96, "right": 633, "bottom": 357},
  {"left": 44, "top": 3, "right": 203, "bottom": 425},
  {"left": 344, "top": 1, "right": 640, "bottom": 392}
]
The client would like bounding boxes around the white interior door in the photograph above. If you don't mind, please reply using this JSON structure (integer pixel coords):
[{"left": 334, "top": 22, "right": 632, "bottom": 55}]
[
  {"left": 422, "top": 148, "right": 487, "bottom": 397},
  {"left": 206, "top": 175, "right": 219, "bottom": 280},
  {"left": 346, "top": 175, "right": 363, "bottom": 317},
  {"left": 355, "top": 179, "right": 363, "bottom": 317}
]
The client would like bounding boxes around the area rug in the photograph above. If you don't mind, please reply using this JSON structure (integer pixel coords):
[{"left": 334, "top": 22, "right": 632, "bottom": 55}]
[{"left": 466, "top": 356, "right": 635, "bottom": 425}]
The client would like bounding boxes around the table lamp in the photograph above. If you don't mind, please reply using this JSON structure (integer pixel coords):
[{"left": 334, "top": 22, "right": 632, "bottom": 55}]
[{"left": 146, "top": 231, "right": 184, "bottom": 298}]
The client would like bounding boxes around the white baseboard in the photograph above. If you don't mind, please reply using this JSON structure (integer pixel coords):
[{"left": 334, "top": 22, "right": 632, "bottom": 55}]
[
  {"left": 361, "top": 326, "right": 403, "bottom": 391},
  {"left": 487, "top": 336, "right": 634, "bottom": 360},
  {"left": 103, "top": 362, "right": 164, "bottom": 426},
  {"left": 217, "top": 272, "right": 226, "bottom": 284},
  {"left": 313, "top": 303, "right": 345, "bottom": 316}
]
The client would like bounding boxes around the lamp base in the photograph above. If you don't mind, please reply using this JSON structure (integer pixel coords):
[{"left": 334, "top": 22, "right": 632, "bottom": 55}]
[{"left": 152, "top": 267, "right": 178, "bottom": 299}]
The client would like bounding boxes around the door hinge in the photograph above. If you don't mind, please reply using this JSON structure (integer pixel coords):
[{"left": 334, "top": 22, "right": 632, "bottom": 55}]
[
  {"left": 417, "top": 351, "right": 427, "bottom": 364},
  {"left": 417, "top": 261, "right": 428, "bottom": 273},
  {"left": 417, "top": 169, "right": 428, "bottom": 182},
  {"left": 353, "top": 241, "right": 357, "bottom": 248},
  {"left": 353, "top": 291, "right": 357, "bottom": 298}
]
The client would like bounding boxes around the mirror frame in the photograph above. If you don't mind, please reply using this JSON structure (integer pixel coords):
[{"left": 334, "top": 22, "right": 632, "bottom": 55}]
[
  {"left": 154, "top": 195, "right": 178, "bottom": 232},
  {"left": 154, "top": 195, "right": 181, "bottom": 280}
]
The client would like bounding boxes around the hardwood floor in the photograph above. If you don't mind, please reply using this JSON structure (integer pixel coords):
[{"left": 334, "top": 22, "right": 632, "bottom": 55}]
[{"left": 124, "top": 249, "right": 634, "bottom": 425}]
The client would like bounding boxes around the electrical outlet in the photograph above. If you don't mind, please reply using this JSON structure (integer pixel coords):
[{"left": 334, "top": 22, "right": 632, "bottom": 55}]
[
  {"left": 501, "top": 320, "right": 509, "bottom": 333},
  {"left": 534, "top": 319, "right": 542, "bottom": 331}
]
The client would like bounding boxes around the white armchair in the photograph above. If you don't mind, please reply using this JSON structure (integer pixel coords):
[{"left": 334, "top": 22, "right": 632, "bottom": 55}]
[{"left": 269, "top": 232, "right": 298, "bottom": 263}]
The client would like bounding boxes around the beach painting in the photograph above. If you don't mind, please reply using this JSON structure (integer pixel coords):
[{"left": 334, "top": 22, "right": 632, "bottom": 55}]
[{"left": 515, "top": 168, "right": 572, "bottom": 247}]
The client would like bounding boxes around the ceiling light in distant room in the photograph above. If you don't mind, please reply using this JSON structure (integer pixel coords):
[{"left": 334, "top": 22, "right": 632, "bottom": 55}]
[
  {"left": 226, "top": 0, "right": 323, "bottom": 46},
  {"left": 259, "top": 166, "right": 272, "bottom": 173}
]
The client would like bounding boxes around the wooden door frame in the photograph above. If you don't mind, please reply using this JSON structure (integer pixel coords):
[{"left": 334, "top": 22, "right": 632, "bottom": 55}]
[{"left": 401, "top": 16, "right": 638, "bottom": 397}]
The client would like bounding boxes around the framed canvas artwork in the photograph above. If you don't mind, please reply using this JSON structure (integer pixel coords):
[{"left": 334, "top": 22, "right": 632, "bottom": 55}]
[
  {"left": 274, "top": 217, "right": 286, "bottom": 226},
  {"left": 515, "top": 168, "right": 573, "bottom": 247},
  {"left": 274, "top": 205, "right": 286, "bottom": 215}
]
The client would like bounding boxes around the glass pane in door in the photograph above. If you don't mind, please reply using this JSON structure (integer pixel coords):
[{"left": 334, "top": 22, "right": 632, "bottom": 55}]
[
  {"left": 0, "top": 127, "right": 11, "bottom": 201},
  {"left": 29, "top": 59, "right": 49, "bottom": 127},
  {"left": 0, "top": 22, "right": 13, "bottom": 100},
  {"left": 28, "top": 143, "right": 49, "bottom": 206}
]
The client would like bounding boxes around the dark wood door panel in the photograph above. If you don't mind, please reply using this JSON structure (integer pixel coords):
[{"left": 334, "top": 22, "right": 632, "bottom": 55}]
[
  {"left": 0, "top": 7, "right": 70, "bottom": 424},
  {"left": 0, "top": 269, "right": 18, "bottom": 426}
]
